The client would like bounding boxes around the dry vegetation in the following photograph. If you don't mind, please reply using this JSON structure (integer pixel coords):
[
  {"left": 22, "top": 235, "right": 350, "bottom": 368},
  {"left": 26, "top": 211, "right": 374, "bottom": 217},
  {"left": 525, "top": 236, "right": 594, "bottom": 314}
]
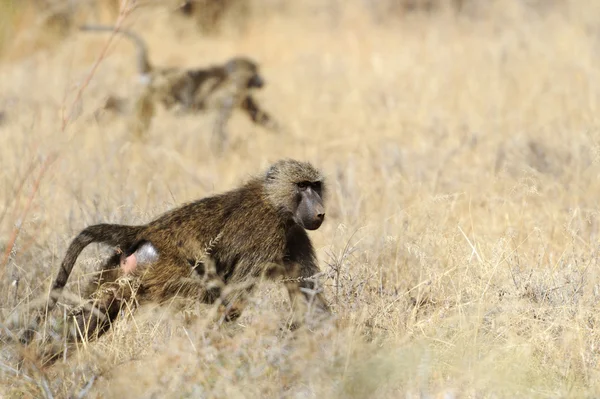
[{"left": 1, "top": 0, "right": 600, "bottom": 397}]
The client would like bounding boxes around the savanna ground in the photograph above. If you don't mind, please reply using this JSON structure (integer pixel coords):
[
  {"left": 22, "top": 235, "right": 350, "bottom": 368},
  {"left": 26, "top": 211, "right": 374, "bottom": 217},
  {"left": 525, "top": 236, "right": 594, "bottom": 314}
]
[{"left": 1, "top": 0, "right": 600, "bottom": 397}]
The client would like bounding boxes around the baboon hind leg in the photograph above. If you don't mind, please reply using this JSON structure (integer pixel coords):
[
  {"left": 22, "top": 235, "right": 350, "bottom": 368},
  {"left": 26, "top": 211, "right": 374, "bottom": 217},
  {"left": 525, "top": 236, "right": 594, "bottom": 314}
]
[
  {"left": 69, "top": 294, "right": 121, "bottom": 342},
  {"left": 69, "top": 252, "right": 138, "bottom": 341},
  {"left": 70, "top": 278, "right": 136, "bottom": 342},
  {"left": 19, "top": 253, "right": 124, "bottom": 347},
  {"left": 130, "top": 89, "right": 156, "bottom": 139},
  {"left": 82, "top": 253, "right": 121, "bottom": 298}
]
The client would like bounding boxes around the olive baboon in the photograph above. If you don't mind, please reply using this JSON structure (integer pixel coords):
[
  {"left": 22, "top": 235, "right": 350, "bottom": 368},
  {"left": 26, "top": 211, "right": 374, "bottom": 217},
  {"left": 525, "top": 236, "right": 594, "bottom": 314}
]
[
  {"left": 81, "top": 25, "right": 278, "bottom": 150},
  {"left": 29, "top": 159, "right": 328, "bottom": 345}
]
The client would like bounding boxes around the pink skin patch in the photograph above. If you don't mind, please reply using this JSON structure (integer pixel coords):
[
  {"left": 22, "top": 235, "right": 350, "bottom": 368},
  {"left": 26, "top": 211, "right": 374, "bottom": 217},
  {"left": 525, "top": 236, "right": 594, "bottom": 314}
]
[
  {"left": 117, "top": 242, "right": 158, "bottom": 274},
  {"left": 120, "top": 253, "right": 138, "bottom": 274}
]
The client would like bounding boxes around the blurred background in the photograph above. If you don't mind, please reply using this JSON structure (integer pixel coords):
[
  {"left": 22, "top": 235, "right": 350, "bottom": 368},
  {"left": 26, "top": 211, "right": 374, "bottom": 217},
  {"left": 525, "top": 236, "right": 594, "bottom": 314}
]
[{"left": 1, "top": 0, "right": 600, "bottom": 397}]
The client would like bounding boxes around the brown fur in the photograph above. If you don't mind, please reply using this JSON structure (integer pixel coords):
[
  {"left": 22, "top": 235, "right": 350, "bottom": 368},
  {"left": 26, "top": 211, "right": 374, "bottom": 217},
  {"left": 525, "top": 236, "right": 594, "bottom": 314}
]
[
  {"left": 28, "top": 159, "right": 328, "bottom": 347},
  {"left": 80, "top": 25, "right": 278, "bottom": 149}
]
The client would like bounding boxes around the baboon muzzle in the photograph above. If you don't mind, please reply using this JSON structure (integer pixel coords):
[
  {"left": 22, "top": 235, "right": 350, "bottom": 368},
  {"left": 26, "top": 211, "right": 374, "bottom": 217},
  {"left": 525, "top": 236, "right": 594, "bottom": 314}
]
[
  {"left": 308, "top": 209, "right": 325, "bottom": 230},
  {"left": 248, "top": 75, "right": 265, "bottom": 88}
]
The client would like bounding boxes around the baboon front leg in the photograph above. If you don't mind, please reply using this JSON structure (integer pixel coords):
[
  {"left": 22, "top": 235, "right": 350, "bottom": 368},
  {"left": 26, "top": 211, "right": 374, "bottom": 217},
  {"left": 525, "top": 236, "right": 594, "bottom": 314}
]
[
  {"left": 283, "top": 263, "right": 310, "bottom": 328},
  {"left": 282, "top": 261, "right": 330, "bottom": 325},
  {"left": 296, "top": 261, "right": 330, "bottom": 316},
  {"left": 241, "top": 95, "right": 278, "bottom": 132},
  {"left": 256, "top": 262, "right": 311, "bottom": 328}
]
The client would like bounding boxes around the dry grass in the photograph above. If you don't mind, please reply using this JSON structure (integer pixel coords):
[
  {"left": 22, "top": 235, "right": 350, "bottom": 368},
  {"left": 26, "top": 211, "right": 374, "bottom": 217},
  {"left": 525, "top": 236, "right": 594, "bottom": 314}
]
[{"left": 1, "top": 0, "right": 600, "bottom": 397}]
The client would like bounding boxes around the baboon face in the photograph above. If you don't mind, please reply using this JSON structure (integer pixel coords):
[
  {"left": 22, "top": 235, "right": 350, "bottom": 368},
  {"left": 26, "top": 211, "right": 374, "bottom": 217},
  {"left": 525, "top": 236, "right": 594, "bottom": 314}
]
[
  {"left": 247, "top": 74, "right": 264, "bottom": 89},
  {"left": 225, "top": 57, "right": 265, "bottom": 89},
  {"left": 294, "top": 180, "right": 325, "bottom": 230},
  {"left": 266, "top": 159, "right": 326, "bottom": 231}
]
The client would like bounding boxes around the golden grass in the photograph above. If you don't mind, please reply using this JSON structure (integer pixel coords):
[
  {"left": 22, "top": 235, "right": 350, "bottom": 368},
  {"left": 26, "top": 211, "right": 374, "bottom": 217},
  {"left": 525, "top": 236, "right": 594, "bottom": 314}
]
[{"left": 1, "top": 0, "right": 600, "bottom": 397}]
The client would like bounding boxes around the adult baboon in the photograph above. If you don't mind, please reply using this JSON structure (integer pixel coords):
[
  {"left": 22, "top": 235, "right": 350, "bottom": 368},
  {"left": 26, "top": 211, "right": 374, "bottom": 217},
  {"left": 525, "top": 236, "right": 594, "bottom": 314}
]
[
  {"left": 29, "top": 159, "right": 328, "bottom": 345},
  {"left": 80, "top": 25, "right": 278, "bottom": 150}
]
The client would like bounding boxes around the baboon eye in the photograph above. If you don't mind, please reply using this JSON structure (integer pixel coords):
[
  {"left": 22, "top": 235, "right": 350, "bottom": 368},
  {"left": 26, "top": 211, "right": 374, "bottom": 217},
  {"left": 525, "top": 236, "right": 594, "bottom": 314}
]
[{"left": 297, "top": 182, "right": 309, "bottom": 190}]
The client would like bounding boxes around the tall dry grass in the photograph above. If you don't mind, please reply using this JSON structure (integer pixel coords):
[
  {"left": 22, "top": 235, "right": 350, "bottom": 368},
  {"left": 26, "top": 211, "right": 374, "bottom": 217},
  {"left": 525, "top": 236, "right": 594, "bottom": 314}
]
[{"left": 1, "top": 0, "right": 600, "bottom": 397}]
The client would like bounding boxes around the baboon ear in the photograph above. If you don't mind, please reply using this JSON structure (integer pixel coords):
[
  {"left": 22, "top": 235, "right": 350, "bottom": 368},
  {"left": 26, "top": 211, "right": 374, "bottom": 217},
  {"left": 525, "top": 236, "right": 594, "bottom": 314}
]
[
  {"left": 266, "top": 165, "right": 279, "bottom": 181},
  {"left": 224, "top": 60, "right": 237, "bottom": 75}
]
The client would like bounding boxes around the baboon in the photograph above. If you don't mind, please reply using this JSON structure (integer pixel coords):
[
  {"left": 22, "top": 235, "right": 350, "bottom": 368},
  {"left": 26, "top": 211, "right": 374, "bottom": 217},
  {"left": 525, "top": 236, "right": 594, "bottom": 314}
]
[
  {"left": 80, "top": 25, "right": 278, "bottom": 150},
  {"left": 27, "top": 159, "right": 328, "bottom": 347}
]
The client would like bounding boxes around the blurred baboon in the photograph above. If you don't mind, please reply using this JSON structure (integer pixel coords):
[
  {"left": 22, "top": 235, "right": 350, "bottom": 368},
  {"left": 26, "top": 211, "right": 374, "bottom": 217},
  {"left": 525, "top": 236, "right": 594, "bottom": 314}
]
[
  {"left": 26, "top": 159, "right": 329, "bottom": 346},
  {"left": 177, "top": 0, "right": 251, "bottom": 35},
  {"left": 81, "top": 25, "right": 278, "bottom": 150}
]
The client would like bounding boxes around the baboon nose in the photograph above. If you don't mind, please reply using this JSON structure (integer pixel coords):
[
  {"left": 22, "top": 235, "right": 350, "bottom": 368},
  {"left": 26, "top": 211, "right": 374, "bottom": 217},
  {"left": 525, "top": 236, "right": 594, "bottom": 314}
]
[
  {"left": 250, "top": 75, "right": 264, "bottom": 88},
  {"left": 305, "top": 213, "right": 325, "bottom": 230}
]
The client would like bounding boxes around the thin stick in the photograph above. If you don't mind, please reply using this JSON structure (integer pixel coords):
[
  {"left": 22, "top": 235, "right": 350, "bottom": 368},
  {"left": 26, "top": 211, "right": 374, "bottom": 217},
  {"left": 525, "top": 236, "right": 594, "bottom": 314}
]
[{"left": 61, "top": 1, "right": 136, "bottom": 131}]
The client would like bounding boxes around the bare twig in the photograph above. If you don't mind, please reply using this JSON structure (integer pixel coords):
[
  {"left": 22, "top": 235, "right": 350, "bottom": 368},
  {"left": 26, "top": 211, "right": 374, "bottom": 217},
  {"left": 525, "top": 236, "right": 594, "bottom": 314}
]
[{"left": 61, "top": 1, "right": 137, "bottom": 131}]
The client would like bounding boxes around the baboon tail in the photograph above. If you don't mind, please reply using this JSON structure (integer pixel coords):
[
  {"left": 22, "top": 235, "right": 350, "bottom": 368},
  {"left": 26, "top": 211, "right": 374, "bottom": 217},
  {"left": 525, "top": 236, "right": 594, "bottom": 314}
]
[
  {"left": 48, "top": 224, "right": 142, "bottom": 309},
  {"left": 79, "top": 24, "right": 152, "bottom": 75}
]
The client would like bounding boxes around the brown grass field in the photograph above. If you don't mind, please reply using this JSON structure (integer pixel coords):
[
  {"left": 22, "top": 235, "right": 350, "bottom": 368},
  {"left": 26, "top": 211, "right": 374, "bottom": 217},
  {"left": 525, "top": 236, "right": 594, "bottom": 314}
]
[{"left": 1, "top": 0, "right": 600, "bottom": 397}]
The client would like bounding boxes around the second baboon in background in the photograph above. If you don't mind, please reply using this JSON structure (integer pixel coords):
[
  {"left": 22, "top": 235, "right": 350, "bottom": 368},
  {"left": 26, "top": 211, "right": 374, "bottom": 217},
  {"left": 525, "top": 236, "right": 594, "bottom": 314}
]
[
  {"left": 26, "top": 159, "right": 329, "bottom": 346},
  {"left": 81, "top": 25, "right": 279, "bottom": 150}
]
